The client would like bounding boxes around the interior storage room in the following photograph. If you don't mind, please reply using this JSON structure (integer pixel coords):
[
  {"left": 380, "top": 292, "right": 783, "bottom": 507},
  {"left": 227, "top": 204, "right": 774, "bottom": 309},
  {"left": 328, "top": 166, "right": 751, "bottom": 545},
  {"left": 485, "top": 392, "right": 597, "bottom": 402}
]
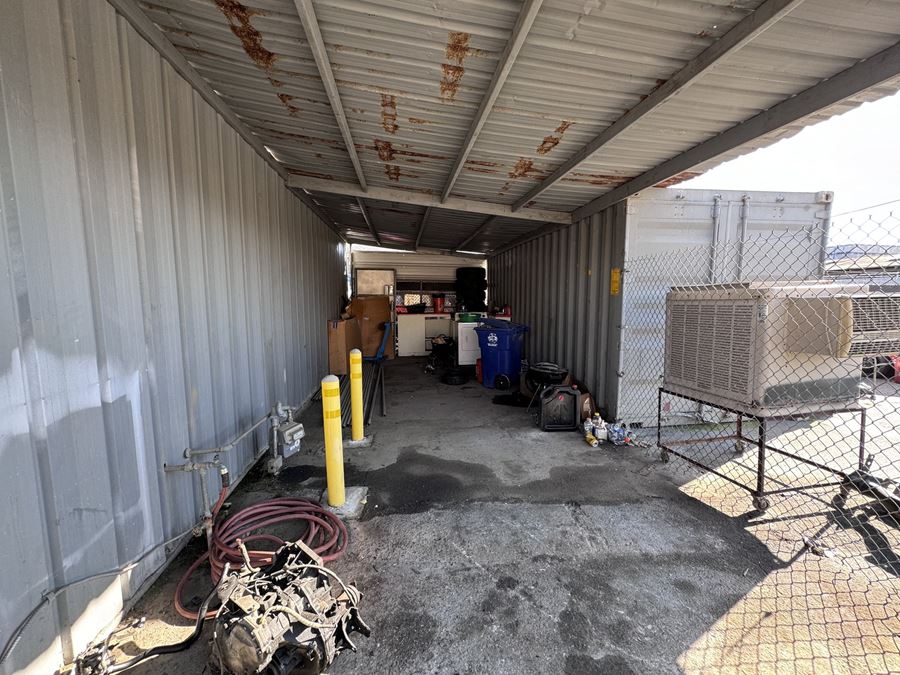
[{"left": 3, "top": 1, "right": 900, "bottom": 674}]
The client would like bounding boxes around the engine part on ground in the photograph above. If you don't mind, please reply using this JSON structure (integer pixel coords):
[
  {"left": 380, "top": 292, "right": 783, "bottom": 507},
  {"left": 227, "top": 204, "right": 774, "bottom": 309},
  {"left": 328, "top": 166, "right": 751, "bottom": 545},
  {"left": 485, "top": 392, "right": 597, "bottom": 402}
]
[
  {"left": 175, "top": 498, "right": 349, "bottom": 620},
  {"left": 72, "top": 565, "right": 230, "bottom": 675},
  {"left": 212, "top": 540, "right": 369, "bottom": 675}
]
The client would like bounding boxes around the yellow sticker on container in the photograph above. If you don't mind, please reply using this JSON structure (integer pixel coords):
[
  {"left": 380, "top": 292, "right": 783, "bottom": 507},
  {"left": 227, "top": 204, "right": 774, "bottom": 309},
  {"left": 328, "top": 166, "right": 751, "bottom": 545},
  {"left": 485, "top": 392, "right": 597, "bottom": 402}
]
[{"left": 610, "top": 267, "right": 621, "bottom": 296}]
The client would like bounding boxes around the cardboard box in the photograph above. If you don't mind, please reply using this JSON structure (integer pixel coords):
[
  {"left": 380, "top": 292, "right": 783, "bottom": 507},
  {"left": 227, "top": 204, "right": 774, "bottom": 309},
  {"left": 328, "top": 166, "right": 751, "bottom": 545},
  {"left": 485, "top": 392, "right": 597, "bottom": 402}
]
[
  {"left": 327, "top": 317, "right": 362, "bottom": 375},
  {"left": 349, "top": 295, "right": 395, "bottom": 359}
]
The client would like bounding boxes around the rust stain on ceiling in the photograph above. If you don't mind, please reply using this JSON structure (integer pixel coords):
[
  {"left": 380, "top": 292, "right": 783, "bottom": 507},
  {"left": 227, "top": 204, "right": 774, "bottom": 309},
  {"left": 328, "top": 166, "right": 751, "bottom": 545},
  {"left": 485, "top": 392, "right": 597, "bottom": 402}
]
[
  {"left": 509, "top": 157, "right": 536, "bottom": 179},
  {"left": 536, "top": 120, "right": 574, "bottom": 155},
  {"left": 440, "top": 64, "right": 464, "bottom": 101},
  {"left": 212, "top": 1, "right": 307, "bottom": 119},
  {"left": 440, "top": 31, "right": 470, "bottom": 101},
  {"left": 408, "top": 117, "right": 431, "bottom": 125},
  {"left": 374, "top": 138, "right": 396, "bottom": 161},
  {"left": 368, "top": 141, "right": 446, "bottom": 162},
  {"left": 213, "top": 0, "right": 276, "bottom": 70},
  {"left": 445, "top": 31, "right": 470, "bottom": 63},
  {"left": 277, "top": 93, "right": 300, "bottom": 116},
  {"left": 562, "top": 172, "right": 632, "bottom": 187},
  {"left": 654, "top": 171, "right": 702, "bottom": 188},
  {"left": 380, "top": 93, "right": 399, "bottom": 133}
]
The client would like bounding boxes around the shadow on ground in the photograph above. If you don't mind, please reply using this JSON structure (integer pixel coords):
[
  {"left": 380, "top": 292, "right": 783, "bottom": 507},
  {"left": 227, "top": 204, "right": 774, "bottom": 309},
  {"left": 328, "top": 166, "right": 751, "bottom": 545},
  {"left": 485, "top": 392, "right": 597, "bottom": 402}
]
[{"left": 112, "top": 358, "right": 899, "bottom": 674}]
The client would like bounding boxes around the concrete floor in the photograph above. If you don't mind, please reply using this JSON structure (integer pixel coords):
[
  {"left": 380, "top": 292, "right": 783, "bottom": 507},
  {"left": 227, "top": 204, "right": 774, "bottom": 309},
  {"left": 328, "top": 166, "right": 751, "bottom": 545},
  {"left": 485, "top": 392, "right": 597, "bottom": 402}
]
[{"left": 110, "top": 358, "right": 900, "bottom": 674}]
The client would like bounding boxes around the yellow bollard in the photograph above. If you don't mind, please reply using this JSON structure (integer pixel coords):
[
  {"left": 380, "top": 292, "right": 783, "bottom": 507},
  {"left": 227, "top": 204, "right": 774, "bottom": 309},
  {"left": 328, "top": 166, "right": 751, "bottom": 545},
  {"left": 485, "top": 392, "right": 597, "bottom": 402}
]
[
  {"left": 349, "top": 349, "right": 364, "bottom": 442},
  {"left": 321, "top": 374, "right": 345, "bottom": 506}
]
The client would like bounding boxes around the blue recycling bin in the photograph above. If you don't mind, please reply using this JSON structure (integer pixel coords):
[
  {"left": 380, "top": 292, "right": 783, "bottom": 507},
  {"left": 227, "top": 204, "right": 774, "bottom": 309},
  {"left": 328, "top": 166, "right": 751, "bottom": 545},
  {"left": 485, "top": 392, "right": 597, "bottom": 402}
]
[{"left": 474, "top": 319, "right": 528, "bottom": 389}]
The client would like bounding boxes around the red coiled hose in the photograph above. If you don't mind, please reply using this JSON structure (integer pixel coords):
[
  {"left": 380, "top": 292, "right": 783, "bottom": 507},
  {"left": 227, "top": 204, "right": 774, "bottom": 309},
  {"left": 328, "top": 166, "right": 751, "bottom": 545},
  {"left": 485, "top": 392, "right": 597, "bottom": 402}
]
[{"left": 174, "top": 496, "right": 349, "bottom": 620}]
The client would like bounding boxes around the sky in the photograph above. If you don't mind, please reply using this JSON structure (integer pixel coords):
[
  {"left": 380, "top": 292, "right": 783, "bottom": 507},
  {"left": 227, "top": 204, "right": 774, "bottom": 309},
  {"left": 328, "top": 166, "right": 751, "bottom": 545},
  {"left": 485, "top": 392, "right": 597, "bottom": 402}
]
[{"left": 681, "top": 89, "right": 900, "bottom": 245}]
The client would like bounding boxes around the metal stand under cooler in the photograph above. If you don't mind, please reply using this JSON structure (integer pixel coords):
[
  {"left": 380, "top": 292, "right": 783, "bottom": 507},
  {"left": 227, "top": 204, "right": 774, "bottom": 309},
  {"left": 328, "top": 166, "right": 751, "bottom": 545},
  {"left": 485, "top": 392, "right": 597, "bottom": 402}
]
[{"left": 656, "top": 388, "right": 869, "bottom": 512}]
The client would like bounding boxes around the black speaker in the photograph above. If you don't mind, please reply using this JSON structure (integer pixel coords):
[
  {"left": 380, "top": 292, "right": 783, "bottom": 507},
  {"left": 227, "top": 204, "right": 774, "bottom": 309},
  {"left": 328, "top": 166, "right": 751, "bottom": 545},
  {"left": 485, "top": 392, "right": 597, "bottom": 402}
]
[{"left": 538, "top": 385, "right": 580, "bottom": 431}]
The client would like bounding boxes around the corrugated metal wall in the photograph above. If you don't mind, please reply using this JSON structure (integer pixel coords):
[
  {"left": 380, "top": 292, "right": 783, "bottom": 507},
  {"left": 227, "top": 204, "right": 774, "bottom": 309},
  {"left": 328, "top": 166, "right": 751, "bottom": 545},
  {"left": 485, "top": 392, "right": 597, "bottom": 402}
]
[
  {"left": 0, "top": 1, "right": 344, "bottom": 672},
  {"left": 488, "top": 204, "right": 626, "bottom": 413}
]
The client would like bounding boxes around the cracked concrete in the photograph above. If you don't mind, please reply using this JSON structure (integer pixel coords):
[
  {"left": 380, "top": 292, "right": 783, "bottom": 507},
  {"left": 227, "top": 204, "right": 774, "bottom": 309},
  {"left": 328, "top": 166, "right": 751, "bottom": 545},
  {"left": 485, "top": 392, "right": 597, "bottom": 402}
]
[{"left": 107, "top": 357, "right": 898, "bottom": 674}]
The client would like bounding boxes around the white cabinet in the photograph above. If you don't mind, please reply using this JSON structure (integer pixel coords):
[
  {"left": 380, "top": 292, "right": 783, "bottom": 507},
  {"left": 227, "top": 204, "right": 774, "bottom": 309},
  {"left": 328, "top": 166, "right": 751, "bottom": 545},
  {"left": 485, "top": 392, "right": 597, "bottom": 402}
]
[
  {"left": 397, "top": 315, "right": 427, "bottom": 356},
  {"left": 397, "top": 314, "right": 453, "bottom": 356}
]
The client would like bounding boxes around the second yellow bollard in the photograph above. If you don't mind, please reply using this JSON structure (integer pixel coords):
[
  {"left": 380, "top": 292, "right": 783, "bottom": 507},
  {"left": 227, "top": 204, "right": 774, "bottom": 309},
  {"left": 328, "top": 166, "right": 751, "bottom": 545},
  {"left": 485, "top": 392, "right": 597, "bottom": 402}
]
[
  {"left": 349, "top": 349, "right": 364, "bottom": 442},
  {"left": 321, "top": 374, "right": 345, "bottom": 506}
]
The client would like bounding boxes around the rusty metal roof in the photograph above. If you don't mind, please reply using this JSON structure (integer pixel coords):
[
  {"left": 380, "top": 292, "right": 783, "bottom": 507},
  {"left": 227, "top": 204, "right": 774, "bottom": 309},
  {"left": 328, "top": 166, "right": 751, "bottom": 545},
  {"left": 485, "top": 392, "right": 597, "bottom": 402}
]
[{"left": 130, "top": 0, "right": 900, "bottom": 252}]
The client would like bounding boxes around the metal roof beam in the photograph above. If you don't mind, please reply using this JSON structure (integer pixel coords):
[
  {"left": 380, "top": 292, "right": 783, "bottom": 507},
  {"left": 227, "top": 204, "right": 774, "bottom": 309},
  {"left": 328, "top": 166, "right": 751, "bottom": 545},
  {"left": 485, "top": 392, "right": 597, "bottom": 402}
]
[
  {"left": 286, "top": 175, "right": 571, "bottom": 224},
  {"left": 414, "top": 207, "right": 432, "bottom": 251},
  {"left": 572, "top": 38, "right": 900, "bottom": 222},
  {"left": 455, "top": 216, "right": 497, "bottom": 252},
  {"left": 293, "top": 0, "right": 368, "bottom": 190},
  {"left": 356, "top": 197, "right": 382, "bottom": 246},
  {"left": 440, "top": 0, "right": 544, "bottom": 202},
  {"left": 511, "top": 0, "right": 806, "bottom": 211}
]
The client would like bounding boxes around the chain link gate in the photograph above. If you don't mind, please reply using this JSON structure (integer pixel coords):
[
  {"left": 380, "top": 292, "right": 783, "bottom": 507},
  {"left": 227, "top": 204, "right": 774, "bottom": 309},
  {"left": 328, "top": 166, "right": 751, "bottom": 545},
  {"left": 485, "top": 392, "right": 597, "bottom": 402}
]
[{"left": 618, "top": 214, "right": 900, "bottom": 671}]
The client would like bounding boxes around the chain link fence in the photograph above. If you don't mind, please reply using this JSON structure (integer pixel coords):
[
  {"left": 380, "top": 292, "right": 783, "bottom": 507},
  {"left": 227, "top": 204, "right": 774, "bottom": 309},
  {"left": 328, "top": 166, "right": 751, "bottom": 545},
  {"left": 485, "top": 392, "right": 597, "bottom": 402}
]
[{"left": 619, "top": 213, "right": 900, "bottom": 670}]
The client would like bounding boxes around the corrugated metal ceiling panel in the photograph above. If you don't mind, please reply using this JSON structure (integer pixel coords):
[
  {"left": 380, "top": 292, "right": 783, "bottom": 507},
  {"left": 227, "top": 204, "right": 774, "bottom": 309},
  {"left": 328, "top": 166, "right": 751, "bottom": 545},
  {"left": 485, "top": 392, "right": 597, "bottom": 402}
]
[
  {"left": 536, "top": 0, "right": 900, "bottom": 211},
  {"left": 131, "top": 0, "right": 900, "bottom": 250},
  {"left": 313, "top": 0, "right": 520, "bottom": 194},
  {"left": 419, "top": 208, "right": 489, "bottom": 251}
]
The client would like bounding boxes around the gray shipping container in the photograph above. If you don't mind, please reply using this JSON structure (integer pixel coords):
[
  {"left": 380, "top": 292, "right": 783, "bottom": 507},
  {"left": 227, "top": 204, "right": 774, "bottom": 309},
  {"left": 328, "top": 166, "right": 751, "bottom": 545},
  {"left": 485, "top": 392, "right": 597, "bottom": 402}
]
[
  {"left": 0, "top": 3, "right": 344, "bottom": 673},
  {"left": 488, "top": 188, "right": 833, "bottom": 424}
]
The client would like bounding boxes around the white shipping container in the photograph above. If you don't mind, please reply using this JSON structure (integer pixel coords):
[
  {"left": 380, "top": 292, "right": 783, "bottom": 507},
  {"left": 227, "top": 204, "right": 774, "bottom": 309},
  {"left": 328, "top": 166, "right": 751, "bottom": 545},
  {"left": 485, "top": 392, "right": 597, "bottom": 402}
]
[{"left": 489, "top": 188, "right": 833, "bottom": 424}]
